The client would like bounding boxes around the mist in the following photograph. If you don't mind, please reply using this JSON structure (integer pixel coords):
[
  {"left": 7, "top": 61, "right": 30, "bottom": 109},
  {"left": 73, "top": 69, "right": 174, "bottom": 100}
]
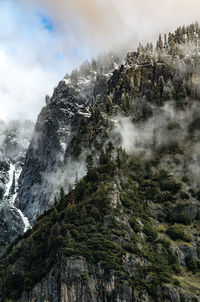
[
  {"left": 111, "top": 100, "right": 200, "bottom": 188},
  {"left": 31, "top": 0, "right": 200, "bottom": 53}
]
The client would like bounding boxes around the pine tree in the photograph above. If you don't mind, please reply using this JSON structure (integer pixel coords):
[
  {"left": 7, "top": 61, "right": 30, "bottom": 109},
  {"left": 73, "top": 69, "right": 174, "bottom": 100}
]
[
  {"left": 106, "top": 141, "right": 114, "bottom": 157},
  {"left": 59, "top": 187, "right": 65, "bottom": 201},
  {"left": 156, "top": 34, "right": 163, "bottom": 50},
  {"left": 158, "top": 76, "right": 165, "bottom": 98},
  {"left": 86, "top": 154, "right": 94, "bottom": 171},
  {"left": 164, "top": 33, "right": 167, "bottom": 48}
]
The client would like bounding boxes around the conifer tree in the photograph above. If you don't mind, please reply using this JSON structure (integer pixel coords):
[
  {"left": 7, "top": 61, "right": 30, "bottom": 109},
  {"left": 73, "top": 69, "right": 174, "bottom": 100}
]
[
  {"left": 156, "top": 34, "right": 163, "bottom": 50},
  {"left": 86, "top": 154, "right": 94, "bottom": 171},
  {"left": 59, "top": 187, "right": 65, "bottom": 201}
]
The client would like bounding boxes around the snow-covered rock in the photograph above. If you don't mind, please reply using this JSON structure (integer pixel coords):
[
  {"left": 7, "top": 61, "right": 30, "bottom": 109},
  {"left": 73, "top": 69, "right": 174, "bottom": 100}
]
[{"left": 0, "top": 120, "right": 34, "bottom": 254}]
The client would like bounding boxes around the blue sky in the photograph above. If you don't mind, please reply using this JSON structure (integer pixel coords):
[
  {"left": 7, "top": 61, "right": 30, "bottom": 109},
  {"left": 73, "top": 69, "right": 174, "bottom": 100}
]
[
  {"left": 0, "top": 0, "right": 91, "bottom": 121},
  {"left": 41, "top": 16, "right": 55, "bottom": 32},
  {"left": 0, "top": 0, "right": 90, "bottom": 73}
]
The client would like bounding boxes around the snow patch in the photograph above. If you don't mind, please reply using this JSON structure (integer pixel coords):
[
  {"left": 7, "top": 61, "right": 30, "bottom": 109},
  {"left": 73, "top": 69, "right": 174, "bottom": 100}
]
[
  {"left": 62, "top": 78, "right": 71, "bottom": 85},
  {"left": 15, "top": 208, "right": 31, "bottom": 232},
  {"left": 5, "top": 162, "right": 15, "bottom": 197},
  {"left": 5, "top": 162, "right": 31, "bottom": 232}
]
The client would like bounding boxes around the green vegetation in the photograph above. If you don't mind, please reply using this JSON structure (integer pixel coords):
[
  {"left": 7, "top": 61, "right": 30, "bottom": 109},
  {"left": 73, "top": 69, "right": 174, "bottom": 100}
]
[
  {"left": 185, "top": 254, "right": 200, "bottom": 273},
  {"left": 157, "top": 141, "right": 183, "bottom": 155},
  {"left": 166, "top": 204, "right": 191, "bottom": 225},
  {"left": 0, "top": 150, "right": 186, "bottom": 301},
  {"left": 166, "top": 224, "right": 192, "bottom": 242}
]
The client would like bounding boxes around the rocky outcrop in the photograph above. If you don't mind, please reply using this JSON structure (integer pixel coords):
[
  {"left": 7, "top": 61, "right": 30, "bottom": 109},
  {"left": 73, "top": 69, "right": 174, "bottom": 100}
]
[
  {"left": 0, "top": 201, "right": 24, "bottom": 255},
  {"left": 19, "top": 257, "right": 200, "bottom": 302},
  {"left": 16, "top": 79, "right": 93, "bottom": 224},
  {"left": 0, "top": 120, "right": 33, "bottom": 254}
]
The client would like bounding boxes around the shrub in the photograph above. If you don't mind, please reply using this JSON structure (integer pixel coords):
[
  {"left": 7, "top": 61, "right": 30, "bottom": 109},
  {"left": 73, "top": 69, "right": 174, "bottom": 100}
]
[
  {"left": 129, "top": 216, "right": 141, "bottom": 233},
  {"left": 5, "top": 272, "right": 24, "bottom": 299},
  {"left": 140, "top": 180, "right": 159, "bottom": 201},
  {"left": 188, "top": 188, "right": 196, "bottom": 198},
  {"left": 166, "top": 205, "right": 191, "bottom": 225},
  {"left": 160, "top": 180, "right": 181, "bottom": 194},
  {"left": 74, "top": 179, "right": 90, "bottom": 202},
  {"left": 166, "top": 225, "right": 191, "bottom": 242},
  {"left": 196, "top": 210, "right": 200, "bottom": 221},
  {"left": 143, "top": 222, "right": 158, "bottom": 241},
  {"left": 121, "top": 193, "right": 133, "bottom": 209},
  {"left": 157, "top": 142, "right": 183, "bottom": 155},
  {"left": 123, "top": 243, "right": 138, "bottom": 254},
  {"left": 179, "top": 191, "right": 190, "bottom": 200},
  {"left": 153, "top": 169, "right": 168, "bottom": 182},
  {"left": 185, "top": 254, "right": 198, "bottom": 273},
  {"left": 182, "top": 175, "right": 189, "bottom": 183},
  {"left": 196, "top": 191, "right": 200, "bottom": 201},
  {"left": 156, "top": 192, "right": 175, "bottom": 203},
  {"left": 176, "top": 212, "right": 191, "bottom": 225}
]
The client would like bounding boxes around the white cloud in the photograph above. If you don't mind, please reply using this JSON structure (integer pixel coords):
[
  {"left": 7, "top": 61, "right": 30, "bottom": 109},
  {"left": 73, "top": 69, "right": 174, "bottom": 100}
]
[
  {"left": 30, "top": 0, "right": 200, "bottom": 52},
  {"left": 1, "top": 0, "right": 200, "bottom": 121},
  {"left": 0, "top": 49, "right": 56, "bottom": 121},
  {"left": 0, "top": 0, "right": 88, "bottom": 122}
]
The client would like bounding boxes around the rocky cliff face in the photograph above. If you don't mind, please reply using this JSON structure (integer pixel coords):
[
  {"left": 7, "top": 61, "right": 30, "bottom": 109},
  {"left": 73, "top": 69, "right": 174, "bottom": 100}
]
[
  {"left": 1, "top": 23, "right": 200, "bottom": 302},
  {"left": 19, "top": 257, "right": 198, "bottom": 302},
  {"left": 16, "top": 60, "right": 118, "bottom": 224},
  {"left": 17, "top": 24, "right": 200, "bottom": 225},
  {"left": 17, "top": 79, "right": 91, "bottom": 223},
  {"left": 1, "top": 161, "right": 200, "bottom": 301},
  {"left": 0, "top": 120, "right": 33, "bottom": 255}
]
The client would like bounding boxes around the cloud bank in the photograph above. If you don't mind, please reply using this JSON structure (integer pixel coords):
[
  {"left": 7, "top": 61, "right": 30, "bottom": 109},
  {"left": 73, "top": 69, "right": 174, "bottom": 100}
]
[
  {"left": 0, "top": 49, "right": 56, "bottom": 121},
  {"left": 32, "top": 0, "right": 200, "bottom": 52},
  {"left": 1, "top": 0, "right": 200, "bottom": 121}
]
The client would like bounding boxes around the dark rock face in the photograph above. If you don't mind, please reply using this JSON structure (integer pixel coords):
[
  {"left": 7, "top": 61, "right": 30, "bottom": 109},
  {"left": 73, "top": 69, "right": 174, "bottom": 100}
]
[
  {"left": 17, "top": 80, "right": 93, "bottom": 224},
  {"left": 0, "top": 201, "right": 24, "bottom": 254},
  {"left": 19, "top": 258, "right": 200, "bottom": 302},
  {"left": 0, "top": 120, "right": 34, "bottom": 255}
]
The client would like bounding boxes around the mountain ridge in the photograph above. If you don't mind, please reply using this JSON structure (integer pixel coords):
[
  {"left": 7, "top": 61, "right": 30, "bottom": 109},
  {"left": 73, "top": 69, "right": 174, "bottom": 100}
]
[{"left": 1, "top": 22, "right": 200, "bottom": 301}]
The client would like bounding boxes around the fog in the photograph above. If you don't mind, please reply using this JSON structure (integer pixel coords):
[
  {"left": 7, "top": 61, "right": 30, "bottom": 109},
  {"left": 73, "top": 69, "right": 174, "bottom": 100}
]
[
  {"left": 112, "top": 100, "right": 200, "bottom": 187},
  {"left": 32, "top": 0, "right": 200, "bottom": 51}
]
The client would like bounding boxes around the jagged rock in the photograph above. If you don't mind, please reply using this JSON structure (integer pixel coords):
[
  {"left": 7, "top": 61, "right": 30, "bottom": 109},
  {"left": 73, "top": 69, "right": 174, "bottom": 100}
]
[
  {"left": 16, "top": 82, "right": 92, "bottom": 224},
  {"left": 0, "top": 120, "right": 34, "bottom": 254},
  {"left": 19, "top": 257, "right": 140, "bottom": 302},
  {"left": 0, "top": 201, "right": 24, "bottom": 256},
  {"left": 173, "top": 243, "right": 198, "bottom": 266},
  {"left": 16, "top": 67, "right": 116, "bottom": 224},
  {"left": 19, "top": 258, "right": 200, "bottom": 302}
]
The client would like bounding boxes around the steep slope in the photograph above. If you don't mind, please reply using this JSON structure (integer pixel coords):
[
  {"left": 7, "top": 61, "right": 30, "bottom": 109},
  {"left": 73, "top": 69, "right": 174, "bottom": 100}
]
[
  {"left": 16, "top": 54, "right": 122, "bottom": 224},
  {"left": 0, "top": 120, "right": 34, "bottom": 255},
  {"left": 17, "top": 23, "right": 200, "bottom": 224},
  {"left": 1, "top": 154, "right": 200, "bottom": 301},
  {"left": 1, "top": 23, "right": 200, "bottom": 301}
]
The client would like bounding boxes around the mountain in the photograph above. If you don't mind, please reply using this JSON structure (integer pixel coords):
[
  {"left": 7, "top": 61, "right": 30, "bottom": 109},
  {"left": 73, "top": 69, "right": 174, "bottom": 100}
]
[
  {"left": 16, "top": 52, "right": 122, "bottom": 224},
  {"left": 1, "top": 23, "right": 200, "bottom": 301},
  {"left": 0, "top": 120, "right": 34, "bottom": 255}
]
